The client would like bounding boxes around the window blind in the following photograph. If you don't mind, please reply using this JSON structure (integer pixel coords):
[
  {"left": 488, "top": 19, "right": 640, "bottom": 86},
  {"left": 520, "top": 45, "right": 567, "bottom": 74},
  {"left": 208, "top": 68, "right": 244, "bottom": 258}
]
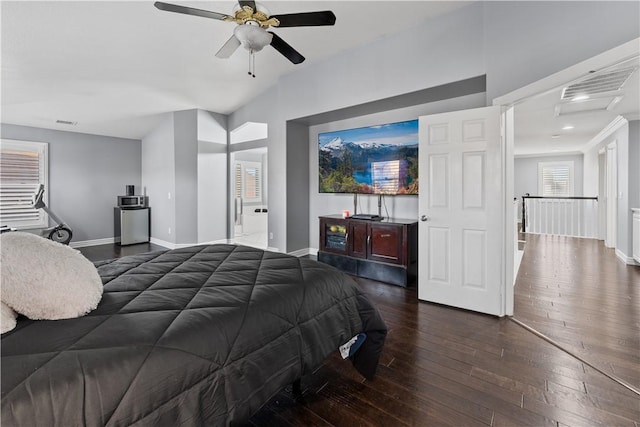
[
  {"left": 538, "top": 161, "right": 573, "bottom": 197},
  {"left": 0, "top": 140, "right": 48, "bottom": 228},
  {"left": 234, "top": 161, "right": 262, "bottom": 203},
  {"left": 244, "top": 166, "right": 260, "bottom": 200},
  {"left": 235, "top": 164, "right": 242, "bottom": 199}
]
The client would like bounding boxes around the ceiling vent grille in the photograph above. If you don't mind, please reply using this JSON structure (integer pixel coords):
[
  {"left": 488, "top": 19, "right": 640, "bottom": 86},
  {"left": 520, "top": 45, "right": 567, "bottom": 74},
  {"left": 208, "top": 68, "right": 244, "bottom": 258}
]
[{"left": 561, "top": 67, "right": 637, "bottom": 99}]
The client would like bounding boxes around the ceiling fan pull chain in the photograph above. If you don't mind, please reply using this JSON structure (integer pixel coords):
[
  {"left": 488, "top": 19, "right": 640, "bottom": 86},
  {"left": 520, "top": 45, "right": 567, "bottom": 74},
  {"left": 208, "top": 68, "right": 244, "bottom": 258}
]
[
  {"left": 247, "top": 50, "right": 256, "bottom": 78},
  {"left": 252, "top": 51, "right": 256, "bottom": 78}
]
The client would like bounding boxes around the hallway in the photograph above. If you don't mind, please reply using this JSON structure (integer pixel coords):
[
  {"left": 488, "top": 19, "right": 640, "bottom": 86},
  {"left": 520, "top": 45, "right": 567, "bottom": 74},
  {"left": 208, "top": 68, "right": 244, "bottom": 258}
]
[{"left": 514, "top": 233, "right": 640, "bottom": 392}]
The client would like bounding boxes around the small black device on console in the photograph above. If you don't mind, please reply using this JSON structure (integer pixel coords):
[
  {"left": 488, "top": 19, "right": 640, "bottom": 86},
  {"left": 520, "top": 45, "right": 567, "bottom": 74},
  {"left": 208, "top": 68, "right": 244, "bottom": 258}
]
[{"left": 350, "top": 214, "right": 384, "bottom": 221}]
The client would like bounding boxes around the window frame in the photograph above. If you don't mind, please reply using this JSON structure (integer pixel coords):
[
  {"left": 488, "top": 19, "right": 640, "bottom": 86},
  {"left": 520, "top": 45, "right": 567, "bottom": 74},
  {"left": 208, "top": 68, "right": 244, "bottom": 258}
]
[
  {"left": 537, "top": 160, "right": 574, "bottom": 197},
  {"left": 0, "top": 139, "right": 49, "bottom": 229}
]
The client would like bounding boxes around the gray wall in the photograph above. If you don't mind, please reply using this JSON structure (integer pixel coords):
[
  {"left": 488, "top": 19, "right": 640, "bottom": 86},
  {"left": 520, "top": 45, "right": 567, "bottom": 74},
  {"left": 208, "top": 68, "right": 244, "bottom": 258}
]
[
  {"left": 482, "top": 1, "right": 640, "bottom": 102},
  {"left": 142, "top": 113, "right": 175, "bottom": 243},
  {"left": 229, "top": 1, "right": 640, "bottom": 253},
  {"left": 630, "top": 120, "right": 640, "bottom": 261},
  {"left": 197, "top": 110, "right": 228, "bottom": 244},
  {"left": 286, "top": 122, "right": 310, "bottom": 252},
  {"left": 514, "top": 154, "right": 585, "bottom": 197},
  {"left": 308, "top": 92, "right": 487, "bottom": 250},
  {"left": 173, "top": 110, "right": 198, "bottom": 244},
  {"left": 583, "top": 122, "right": 634, "bottom": 258},
  {"left": 197, "top": 141, "right": 227, "bottom": 242},
  {"left": 1, "top": 123, "right": 141, "bottom": 242},
  {"left": 514, "top": 154, "right": 585, "bottom": 221},
  {"left": 142, "top": 109, "right": 228, "bottom": 246},
  {"left": 630, "top": 121, "right": 640, "bottom": 215}
]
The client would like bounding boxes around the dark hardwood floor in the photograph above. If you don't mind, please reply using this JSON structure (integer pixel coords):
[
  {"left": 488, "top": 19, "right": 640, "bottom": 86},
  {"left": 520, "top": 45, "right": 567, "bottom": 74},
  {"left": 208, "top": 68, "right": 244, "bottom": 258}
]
[
  {"left": 79, "top": 238, "right": 640, "bottom": 426},
  {"left": 77, "top": 241, "right": 168, "bottom": 262},
  {"left": 513, "top": 234, "right": 640, "bottom": 393}
]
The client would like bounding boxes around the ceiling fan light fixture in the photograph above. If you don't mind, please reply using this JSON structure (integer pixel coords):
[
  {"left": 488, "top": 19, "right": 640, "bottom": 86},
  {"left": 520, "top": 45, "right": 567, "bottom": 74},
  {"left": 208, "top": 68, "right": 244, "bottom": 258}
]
[{"left": 234, "top": 23, "right": 272, "bottom": 52}]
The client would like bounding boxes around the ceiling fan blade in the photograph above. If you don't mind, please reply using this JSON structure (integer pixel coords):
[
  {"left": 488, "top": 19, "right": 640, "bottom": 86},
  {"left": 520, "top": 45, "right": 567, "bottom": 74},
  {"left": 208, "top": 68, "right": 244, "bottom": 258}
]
[
  {"left": 268, "top": 32, "right": 305, "bottom": 64},
  {"left": 238, "top": 1, "right": 257, "bottom": 11},
  {"left": 154, "top": 1, "right": 230, "bottom": 21},
  {"left": 215, "top": 35, "right": 242, "bottom": 59},
  {"left": 271, "top": 11, "right": 336, "bottom": 27}
]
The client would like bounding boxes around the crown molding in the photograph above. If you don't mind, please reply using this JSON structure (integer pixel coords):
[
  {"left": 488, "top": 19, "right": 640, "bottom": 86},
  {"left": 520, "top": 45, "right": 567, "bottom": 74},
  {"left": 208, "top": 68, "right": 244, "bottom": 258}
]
[
  {"left": 514, "top": 151, "right": 583, "bottom": 159},
  {"left": 581, "top": 115, "right": 628, "bottom": 154}
]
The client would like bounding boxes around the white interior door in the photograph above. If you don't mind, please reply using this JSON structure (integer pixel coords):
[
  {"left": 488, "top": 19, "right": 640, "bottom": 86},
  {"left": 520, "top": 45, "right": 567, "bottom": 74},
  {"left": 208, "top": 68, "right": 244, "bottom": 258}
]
[{"left": 418, "top": 106, "right": 506, "bottom": 316}]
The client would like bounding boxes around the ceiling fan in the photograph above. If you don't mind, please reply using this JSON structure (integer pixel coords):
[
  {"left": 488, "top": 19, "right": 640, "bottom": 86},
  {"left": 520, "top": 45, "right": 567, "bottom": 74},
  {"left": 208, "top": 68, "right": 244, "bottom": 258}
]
[{"left": 154, "top": 1, "right": 336, "bottom": 77}]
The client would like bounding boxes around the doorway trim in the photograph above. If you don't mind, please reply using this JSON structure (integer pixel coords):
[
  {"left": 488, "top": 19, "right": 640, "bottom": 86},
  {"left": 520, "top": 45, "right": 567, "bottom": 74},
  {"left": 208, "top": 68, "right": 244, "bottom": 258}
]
[
  {"left": 605, "top": 141, "right": 618, "bottom": 248},
  {"left": 491, "top": 37, "right": 639, "bottom": 317}
]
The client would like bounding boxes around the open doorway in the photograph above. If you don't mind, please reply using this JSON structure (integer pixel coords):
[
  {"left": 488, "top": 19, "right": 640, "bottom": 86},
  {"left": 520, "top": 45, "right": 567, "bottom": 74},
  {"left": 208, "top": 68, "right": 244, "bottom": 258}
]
[
  {"left": 496, "top": 40, "right": 640, "bottom": 394},
  {"left": 231, "top": 148, "right": 268, "bottom": 248},
  {"left": 605, "top": 141, "right": 618, "bottom": 248},
  {"left": 229, "top": 122, "right": 269, "bottom": 249}
]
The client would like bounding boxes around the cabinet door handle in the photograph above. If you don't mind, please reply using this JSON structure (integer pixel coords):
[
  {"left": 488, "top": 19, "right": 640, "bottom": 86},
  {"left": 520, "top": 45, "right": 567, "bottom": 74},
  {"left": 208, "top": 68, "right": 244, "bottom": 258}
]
[
  {"left": 380, "top": 234, "right": 391, "bottom": 238},
  {"left": 367, "top": 235, "right": 371, "bottom": 245},
  {"left": 345, "top": 232, "right": 349, "bottom": 243}
]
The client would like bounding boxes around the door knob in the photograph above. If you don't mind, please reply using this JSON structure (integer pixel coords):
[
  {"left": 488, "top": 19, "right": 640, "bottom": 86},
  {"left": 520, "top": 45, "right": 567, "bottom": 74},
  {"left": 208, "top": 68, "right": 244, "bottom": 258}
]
[{"left": 421, "top": 215, "right": 430, "bottom": 222}]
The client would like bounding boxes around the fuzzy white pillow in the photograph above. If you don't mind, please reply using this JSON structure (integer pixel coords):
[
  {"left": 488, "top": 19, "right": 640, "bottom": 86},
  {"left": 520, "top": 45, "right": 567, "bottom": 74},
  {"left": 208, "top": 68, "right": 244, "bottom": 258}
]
[
  {"left": 0, "top": 232, "right": 103, "bottom": 320},
  {"left": 1, "top": 301, "right": 17, "bottom": 334}
]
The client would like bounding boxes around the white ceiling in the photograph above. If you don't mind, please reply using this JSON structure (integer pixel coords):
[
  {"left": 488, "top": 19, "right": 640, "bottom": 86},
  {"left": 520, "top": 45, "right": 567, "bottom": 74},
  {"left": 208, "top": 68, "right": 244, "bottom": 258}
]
[
  {"left": 2, "top": 1, "right": 638, "bottom": 156},
  {"left": 1, "top": 1, "right": 472, "bottom": 139},
  {"left": 514, "top": 56, "right": 640, "bottom": 157}
]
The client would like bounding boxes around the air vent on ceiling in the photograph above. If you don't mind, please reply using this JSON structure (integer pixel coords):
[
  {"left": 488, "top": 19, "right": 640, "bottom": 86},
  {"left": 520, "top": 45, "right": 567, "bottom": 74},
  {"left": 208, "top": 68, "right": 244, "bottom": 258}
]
[
  {"left": 56, "top": 119, "right": 78, "bottom": 126},
  {"left": 561, "top": 67, "right": 637, "bottom": 99},
  {"left": 554, "top": 96, "right": 623, "bottom": 117}
]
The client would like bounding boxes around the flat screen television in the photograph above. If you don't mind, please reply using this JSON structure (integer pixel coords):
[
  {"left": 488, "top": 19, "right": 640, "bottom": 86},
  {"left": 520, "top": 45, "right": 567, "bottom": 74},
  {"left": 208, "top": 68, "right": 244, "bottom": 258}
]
[{"left": 318, "top": 119, "right": 418, "bottom": 195}]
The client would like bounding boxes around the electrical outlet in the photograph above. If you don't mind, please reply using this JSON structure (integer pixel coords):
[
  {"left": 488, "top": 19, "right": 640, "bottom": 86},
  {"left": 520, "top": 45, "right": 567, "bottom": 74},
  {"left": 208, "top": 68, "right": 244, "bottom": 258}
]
[
  {"left": 168, "top": 227, "right": 171, "bottom": 235},
  {"left": 269, "top": 232, "right": 274, "bottom": 240}
]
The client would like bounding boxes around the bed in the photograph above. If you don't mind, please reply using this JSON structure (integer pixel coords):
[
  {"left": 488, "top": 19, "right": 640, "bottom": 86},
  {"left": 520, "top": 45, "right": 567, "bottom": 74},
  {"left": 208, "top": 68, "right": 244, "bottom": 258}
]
[{"left": 1, "top": 244, "right": 387, "bottom": 426}]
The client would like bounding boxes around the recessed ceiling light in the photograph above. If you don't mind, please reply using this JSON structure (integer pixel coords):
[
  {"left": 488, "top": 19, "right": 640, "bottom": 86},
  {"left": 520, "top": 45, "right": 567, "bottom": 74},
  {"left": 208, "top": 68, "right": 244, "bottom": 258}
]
[
  {"left": 56, "top": 119, "right": 78, "bottom": 126},
  {"left": 572, "top": 95, "right": 590, "bottom": 101},
  {"left": 551, "top": 135, "right": 560, "bottom": 139},
  {"left": 562, "top": 125, "right": 574, "bottom": 130}
]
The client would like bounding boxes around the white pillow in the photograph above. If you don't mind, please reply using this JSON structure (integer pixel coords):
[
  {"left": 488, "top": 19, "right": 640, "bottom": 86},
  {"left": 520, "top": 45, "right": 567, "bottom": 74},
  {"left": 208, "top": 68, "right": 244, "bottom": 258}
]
[
  {"left": 1, "top": 301, "right": 17, "bottom": 334},
  {"left": 0, "top": 232, "right": 103, "bottom": 320}
]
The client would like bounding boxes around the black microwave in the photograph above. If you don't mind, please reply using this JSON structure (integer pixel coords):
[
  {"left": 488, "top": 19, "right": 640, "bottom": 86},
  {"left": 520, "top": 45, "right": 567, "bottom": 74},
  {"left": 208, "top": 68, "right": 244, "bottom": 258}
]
[{"left": 117, "top": 195, "right": 146, "bottom": 208}]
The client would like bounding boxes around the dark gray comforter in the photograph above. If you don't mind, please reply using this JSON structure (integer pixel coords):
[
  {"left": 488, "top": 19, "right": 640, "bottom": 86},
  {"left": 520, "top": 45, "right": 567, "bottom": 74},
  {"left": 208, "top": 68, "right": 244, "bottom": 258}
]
[{"left": 1, "top": 244, "right": 386, "bottom": 426}]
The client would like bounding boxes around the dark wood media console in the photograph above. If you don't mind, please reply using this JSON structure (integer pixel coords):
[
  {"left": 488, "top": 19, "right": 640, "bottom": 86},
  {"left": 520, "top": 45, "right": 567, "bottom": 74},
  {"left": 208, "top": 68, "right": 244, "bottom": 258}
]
[{"left": 318, "top": 215, "right": 418, "bottom": 287}]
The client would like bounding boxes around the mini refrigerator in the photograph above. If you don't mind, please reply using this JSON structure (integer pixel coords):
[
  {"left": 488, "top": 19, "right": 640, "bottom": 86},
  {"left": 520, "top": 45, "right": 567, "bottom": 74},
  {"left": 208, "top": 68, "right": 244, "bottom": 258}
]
[{"left": 114, "top": 207, "right": 150, "bottom": 245}]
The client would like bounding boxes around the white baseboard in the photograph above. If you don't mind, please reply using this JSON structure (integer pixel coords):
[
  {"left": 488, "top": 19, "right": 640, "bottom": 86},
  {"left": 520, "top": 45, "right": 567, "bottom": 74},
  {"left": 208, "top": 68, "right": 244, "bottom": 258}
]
[
  {"left": 615, "top": 249, "right": 639, "bottom": 265},
  {"left": 151, "top": 238, "right": 280, "bottom": 251},
  {"left": 286, "top": 248, "right": 319, "bottom": 257},
  {"left": 198, "top": 239, "right": 232, "bottom": 246},
  {"left": 75, "top": 236, "right": 283, "bottom": 253},
  {"left": 70, "top": 237, "right": 115, "bottom": 248},
  {"left": 149, "top": 237, "right": 177, "bottom": 249}
]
